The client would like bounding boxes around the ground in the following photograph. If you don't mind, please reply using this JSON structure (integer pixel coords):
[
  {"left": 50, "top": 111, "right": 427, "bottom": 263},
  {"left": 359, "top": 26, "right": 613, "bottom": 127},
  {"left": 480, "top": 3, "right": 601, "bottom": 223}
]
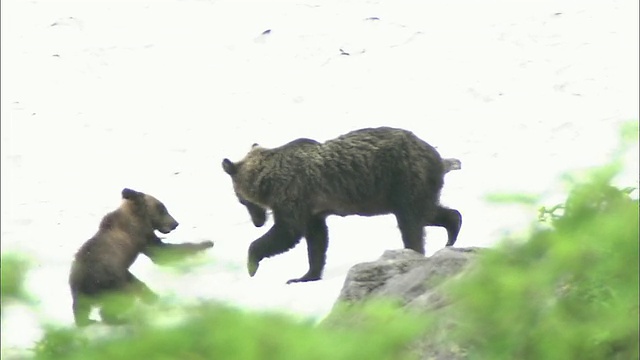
[{"left": 1, "top": 0, "right": 638, "bottom": 351}]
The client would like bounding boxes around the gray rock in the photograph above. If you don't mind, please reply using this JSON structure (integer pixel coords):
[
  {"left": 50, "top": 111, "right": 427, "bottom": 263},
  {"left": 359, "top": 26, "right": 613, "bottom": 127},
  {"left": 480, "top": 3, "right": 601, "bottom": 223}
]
[
  {"left": 337, "top": 249, "right": 427, "bottom": 303},
  {"left": 336, "top": 247, "right": 483, "bottom": 308},
  {"left": 329, "top": 246, "right": 485, "bottom": 360}
]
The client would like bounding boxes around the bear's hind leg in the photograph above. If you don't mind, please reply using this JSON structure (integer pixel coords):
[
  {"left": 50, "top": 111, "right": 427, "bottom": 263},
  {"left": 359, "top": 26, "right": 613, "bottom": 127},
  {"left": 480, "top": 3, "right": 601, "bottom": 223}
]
[
  {"left": 98, "top": 296, "right": 135, "bottom": 325},
  {"left": 287, "top": 216, "right": 329, "bottom": 284},
  {"left": 72, "top": 295, "right": 96, "bottom": 327},
  {"left": 395, "top": 212, "right": 426, "bottom": 255},
  {"left": 428, "top": 207, "right": 462, "bottom": 247},
  {"left": 126, "top": 272, "right": 159, "bottom": 304},
  {"left": 97, "top": 274, "right": 156, "bottom": 325}
]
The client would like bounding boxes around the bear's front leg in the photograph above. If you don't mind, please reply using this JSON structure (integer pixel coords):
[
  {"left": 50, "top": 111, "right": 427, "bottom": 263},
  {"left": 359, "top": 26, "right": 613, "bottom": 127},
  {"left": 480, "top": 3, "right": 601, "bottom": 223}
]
[
  {"left": 247, "top": 219, "right": 303, "bottom": 277},
  {"left": 286, "top": 270, "right": 322, "bottom": 284},
  {"left": 286, "top": 216, "right": 329, "bottom": 284}
]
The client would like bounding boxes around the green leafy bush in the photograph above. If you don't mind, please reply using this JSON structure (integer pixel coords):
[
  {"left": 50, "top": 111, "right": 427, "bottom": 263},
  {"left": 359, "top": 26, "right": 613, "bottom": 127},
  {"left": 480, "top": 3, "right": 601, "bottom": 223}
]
[
  {"left": 31, "top": 300, "right": 427, "bottom": 360},
  {"left": 440, "top": 122, "right": 639, "bottom": 359},
  {"left": 1, "top": 254, "right": 32, "bottom": 308}
]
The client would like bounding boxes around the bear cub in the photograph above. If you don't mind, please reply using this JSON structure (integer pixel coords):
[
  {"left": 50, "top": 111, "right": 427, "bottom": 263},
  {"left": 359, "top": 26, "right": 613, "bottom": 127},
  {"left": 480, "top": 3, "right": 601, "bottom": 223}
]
[
  {"left": 69, "top": 188, "right": 214, "bottom": 327},
  {"left": 222, "top": 127, "right": 462, "bottom": 284}
]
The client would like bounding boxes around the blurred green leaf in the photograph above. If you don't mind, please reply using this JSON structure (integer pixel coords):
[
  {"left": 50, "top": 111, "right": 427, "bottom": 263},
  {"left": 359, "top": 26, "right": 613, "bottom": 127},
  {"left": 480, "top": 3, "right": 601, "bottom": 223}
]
[
  {"left": 1, "top": 254, "right": 32, "bottom": 307},
  {"left": 484, "top": 192, "right": 539, "bottom": 205}
]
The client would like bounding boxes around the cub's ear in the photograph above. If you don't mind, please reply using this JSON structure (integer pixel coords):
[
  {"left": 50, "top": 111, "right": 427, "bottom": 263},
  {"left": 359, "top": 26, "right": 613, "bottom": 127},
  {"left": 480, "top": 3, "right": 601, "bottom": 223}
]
[
  {"left": 251, "top": 143, "right": 259, "bottom": 148},
  {"left": 122, "top": 188, "right": 143, "bottom": 200},
  {"left": 222, "top": 159, "right": 237, "bottom": 175}
]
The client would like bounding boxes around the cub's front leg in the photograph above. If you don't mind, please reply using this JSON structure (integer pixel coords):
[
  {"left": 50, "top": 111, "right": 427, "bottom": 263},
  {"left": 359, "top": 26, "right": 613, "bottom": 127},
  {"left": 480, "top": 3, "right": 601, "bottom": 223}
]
[{"left": 144, "top": 235, "right": 214, "bottom": 265}]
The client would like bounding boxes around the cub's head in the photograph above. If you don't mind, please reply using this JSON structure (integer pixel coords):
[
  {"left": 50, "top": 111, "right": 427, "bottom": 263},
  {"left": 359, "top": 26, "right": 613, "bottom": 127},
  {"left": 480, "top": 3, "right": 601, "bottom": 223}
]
[
  {"left": 222, "top": 144, "right": 268, "bottom": 227},
  {"left": 121, "top": 188, "right": 179, "bottom": 234}
]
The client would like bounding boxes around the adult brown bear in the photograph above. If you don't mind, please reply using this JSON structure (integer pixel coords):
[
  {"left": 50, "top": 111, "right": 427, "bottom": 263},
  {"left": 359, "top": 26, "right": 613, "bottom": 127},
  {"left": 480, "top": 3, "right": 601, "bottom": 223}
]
[
  {"left": 222, "top": 127, "right": 461, "bottom": 284},
  {"left": 69, "top": 188, "right": 214, "bottom": 326}
]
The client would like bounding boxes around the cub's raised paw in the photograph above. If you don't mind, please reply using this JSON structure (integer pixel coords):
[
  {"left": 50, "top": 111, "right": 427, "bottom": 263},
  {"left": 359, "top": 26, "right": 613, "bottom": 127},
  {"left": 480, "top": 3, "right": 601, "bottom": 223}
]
[{"left": 199, "top": 240, "right": 214, "bottom": 249}]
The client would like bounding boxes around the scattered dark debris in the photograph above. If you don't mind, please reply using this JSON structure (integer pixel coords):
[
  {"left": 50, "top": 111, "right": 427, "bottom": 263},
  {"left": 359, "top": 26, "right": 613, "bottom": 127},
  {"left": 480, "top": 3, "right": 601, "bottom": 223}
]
[
  {"left": 173, "top": 172, "right": 181, "bottom": 175},
  {"left": 254, "top": 29, "right": 272, "bottom": 43},
  {"left": 339, "top": 48, "right": 350, "bottom": 56},
  {"left": 52, "top": 54, "right": 60, "bottom": 57},
  {"left": 553, "top": 12, "right": 563, "bottom": 16},
  {"left": 50, "top": 17, "right": 75, "bottom": 26},
  {"left": 364, "top": 17, "right": 380, "bottom": 21}
]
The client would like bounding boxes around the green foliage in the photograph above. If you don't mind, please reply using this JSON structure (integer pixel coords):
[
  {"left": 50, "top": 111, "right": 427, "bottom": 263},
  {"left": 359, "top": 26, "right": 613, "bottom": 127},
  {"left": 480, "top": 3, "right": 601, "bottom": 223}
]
[
  {"left": 439, "top": 126, "right": 639, "bottom": 359},
  {"left": 32, "top": 300, "right": 426, "bottom": 360},
  {"left": 34, "top": 327, "right": 90, "bottom": 358},
  {"left": 484, "top": 192, "right": 539, "bottom": 206},
  {"left": 617, "top": 120, "right": 639, "bottom": 152},
  {"left": 0, "top": 253, "right": 427, "bottom": 360},
  {"left": 0, "top": 250, "right": 427, "bottom": 360},
  {"left": 1, "top": 254, "right": 32, "bottom": 308}
]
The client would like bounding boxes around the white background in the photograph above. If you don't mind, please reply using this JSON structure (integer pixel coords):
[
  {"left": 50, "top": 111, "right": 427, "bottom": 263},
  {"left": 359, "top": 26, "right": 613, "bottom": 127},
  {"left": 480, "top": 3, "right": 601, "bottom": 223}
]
[{"left": 2, "top": 0, "right": 638, "bottom": 351}]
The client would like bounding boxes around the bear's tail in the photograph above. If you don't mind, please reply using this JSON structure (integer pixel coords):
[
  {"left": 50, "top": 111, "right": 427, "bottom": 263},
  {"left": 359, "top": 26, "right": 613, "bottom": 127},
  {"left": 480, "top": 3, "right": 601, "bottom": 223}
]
[{"left": 442, "top": 158, "right": 462, "bottom": 173}]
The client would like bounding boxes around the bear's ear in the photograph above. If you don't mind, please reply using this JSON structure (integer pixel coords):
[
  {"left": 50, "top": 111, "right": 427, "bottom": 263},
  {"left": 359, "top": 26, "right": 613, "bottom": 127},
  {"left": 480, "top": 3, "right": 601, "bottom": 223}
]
[
  {"left": 251, "top": 143, "right": 259, "bottom": 148},
  {"left": 222, "top": 159, "right": 237, "bottom": 176},
  {"left": 122, "top": 188, "right": 143, "bottom": 200}
]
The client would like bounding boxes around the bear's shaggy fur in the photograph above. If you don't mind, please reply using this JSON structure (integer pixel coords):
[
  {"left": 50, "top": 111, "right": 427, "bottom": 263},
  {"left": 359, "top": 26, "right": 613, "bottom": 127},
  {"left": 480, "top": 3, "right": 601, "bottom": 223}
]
[
  {"left": 69, "top": 188, "right": 213, "bottom": 326},
  {"left": 222, "top": 127, "right": 461, "bottom": 284}
]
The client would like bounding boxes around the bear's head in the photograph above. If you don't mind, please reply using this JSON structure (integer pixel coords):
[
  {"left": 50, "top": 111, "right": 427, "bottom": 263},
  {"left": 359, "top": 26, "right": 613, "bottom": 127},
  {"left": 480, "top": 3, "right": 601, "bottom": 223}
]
[
  {"left": 121, "top": 188, "right": 179, "bottom": 234},
  {"left": 222, "top": 147, "right": 268, "bottom": 228}
]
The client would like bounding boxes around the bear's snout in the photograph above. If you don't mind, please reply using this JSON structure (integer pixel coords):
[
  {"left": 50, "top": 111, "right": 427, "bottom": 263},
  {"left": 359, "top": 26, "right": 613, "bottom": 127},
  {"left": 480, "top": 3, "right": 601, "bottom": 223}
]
[{"left": 241, "top": 200, "right": 267, "bottom": 228}]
